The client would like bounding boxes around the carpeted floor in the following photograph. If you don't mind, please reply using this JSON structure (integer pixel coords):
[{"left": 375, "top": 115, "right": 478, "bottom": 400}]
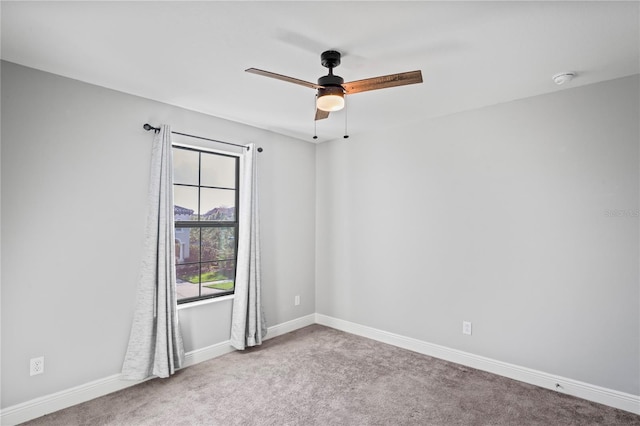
[{"left": 22, "top": 325, "right": 640, "bottom": 425}]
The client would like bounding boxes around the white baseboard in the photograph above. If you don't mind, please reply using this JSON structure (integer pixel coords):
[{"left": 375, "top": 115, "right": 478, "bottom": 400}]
[
  {"left": 0, "top": 314, "right": 315, "bottom": 426},
  {"left": 265, "top": 313, "right": 316, "bottom": 340},
  {"left": 3, "top": 313, "right": 637, "bottom": 425},
  {"left": 0, "top": 374, "right": 149, "bottom": 426},
  {"left": 182, "top": 339, "right": 236, "bottom": 368},
  {"left": 315, "top": 313, "right": 640, "bottom": 415},
  {"left": 183, "top": 313, "right": 315, "bottom": 368}
]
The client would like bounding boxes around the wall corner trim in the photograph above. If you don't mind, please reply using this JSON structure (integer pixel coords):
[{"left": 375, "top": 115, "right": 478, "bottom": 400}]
[{"left": 314, "top": 313, "right": 640, "bottom": 415}]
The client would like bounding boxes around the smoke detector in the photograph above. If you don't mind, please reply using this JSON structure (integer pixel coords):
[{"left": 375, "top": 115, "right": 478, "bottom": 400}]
[{"left": 552, "top": 72, "right": 576, "bottom": 85}]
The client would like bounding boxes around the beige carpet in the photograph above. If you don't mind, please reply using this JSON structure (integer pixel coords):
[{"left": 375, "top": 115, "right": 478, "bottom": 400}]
[{"left": 22, "top": 325, "right": 640, "bottom": 425}]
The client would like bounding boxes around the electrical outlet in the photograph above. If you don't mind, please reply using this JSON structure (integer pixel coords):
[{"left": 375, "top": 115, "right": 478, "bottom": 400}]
[
  {"left": 462, "top": 321, "right": 472, "bottom": 336},
  {"left": 294, "top": 295, "right": 300, "bottom": 306},
  {"left": 30, "top": 356, "right": 44, "bottom": 376}
]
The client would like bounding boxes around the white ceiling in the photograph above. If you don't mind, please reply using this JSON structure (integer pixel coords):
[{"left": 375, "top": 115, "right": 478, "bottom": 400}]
[{"left": 2, "top": 1, "right": 639, "bottom": 143}]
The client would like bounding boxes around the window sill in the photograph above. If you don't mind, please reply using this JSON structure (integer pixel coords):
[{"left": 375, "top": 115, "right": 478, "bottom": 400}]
[{"left": 177, "top": 294, "right": 235, "bottom": 310}]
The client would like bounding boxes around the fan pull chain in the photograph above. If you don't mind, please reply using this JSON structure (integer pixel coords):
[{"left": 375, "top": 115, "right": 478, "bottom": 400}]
[
  {"left": 343, "top": 95, "right": 349, "bottom": 139},
  {"left": 313, "top": 95, "right": 318, "bottom": 140}
]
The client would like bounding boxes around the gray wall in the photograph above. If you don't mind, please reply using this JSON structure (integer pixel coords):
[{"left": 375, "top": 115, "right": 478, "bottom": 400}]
[
  {"left": 316, "top": 75, "right": 639, "bottom": 395},
  {"left": 1, "top": 61, "right": 316, "bottom": 407},
  {"left": 2, "top": 60, "right": 638, "bottom": 408}
]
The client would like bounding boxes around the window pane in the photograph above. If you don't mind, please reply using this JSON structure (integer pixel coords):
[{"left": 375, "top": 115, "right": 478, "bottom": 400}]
[
  {"left": 200, "top": 261, "right": 235, "bottom": 296},
  {"left": 201, "top": 227, "right": 236, "bottom": 262},
  {"left": 174, "top": 147, "right": 239, "bottom": 304},
  {"left": 201, "top": 153, "right": 236, "bottom": 188},
  {"left": 172, "top": 148, "right": 199, "bottom": 185},
  {"left": 200, "top": 188, "right": 236, "bottom": 221},
  {"left": 175, "top": 228, "right": 200, "bottom": 264},
  {"left": 174, "top": 186, "right": 198, "bottom": 220}
]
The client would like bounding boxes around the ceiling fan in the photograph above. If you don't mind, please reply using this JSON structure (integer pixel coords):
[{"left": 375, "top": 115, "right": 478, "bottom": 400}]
[{"left": 246, "top": 50, "right": 423, "bottom": 121}]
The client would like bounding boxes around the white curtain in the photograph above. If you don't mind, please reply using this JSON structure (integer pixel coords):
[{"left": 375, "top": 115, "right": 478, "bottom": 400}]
[
  {"left": 122, "top": 124, "right": 185, "bottom": 379},
  {"left": 230, "top": 143, "right": 267, "bottom": 350}
]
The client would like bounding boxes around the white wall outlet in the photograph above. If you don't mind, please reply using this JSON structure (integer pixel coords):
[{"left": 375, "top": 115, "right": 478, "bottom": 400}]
[
  {"left": 30, "top": 356, "right": 44, "bottom": 376},
  {"left": 462, "top": 321, "right": 472, "bottom": 336},
  {"left": 294, "top": 295, "right": 300, "bottom": 306}
]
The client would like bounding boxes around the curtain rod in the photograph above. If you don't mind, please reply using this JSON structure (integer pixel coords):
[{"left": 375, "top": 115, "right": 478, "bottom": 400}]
[{"left": 143, "top": 124, "right": 263, "bottom": 152}]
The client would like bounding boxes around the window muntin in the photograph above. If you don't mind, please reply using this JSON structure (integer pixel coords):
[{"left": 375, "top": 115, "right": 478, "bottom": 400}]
[{"left": 173, "top": 146, "right": 239, "bottom": 304}]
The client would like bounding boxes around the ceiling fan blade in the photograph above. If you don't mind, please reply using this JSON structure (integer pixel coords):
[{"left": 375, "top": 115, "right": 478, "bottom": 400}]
[
  {"left": 245, "top": 68, "right": 322, "bottom": 90},
  {"left": 342, "top": 70, "right": 423, "bottom": 94},
  {"left": 315, "top": 109, "right": 330, "bottom": 121}
]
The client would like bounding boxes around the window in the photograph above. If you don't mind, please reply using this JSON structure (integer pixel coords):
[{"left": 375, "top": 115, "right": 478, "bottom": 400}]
[{"left": 172, "top": 146, "right": 239, "bottom": 304}]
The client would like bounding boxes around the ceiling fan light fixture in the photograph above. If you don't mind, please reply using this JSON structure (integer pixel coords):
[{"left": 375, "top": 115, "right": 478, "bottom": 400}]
[{"left": 316, "top": 86, "right": 345, "bottom": 112}]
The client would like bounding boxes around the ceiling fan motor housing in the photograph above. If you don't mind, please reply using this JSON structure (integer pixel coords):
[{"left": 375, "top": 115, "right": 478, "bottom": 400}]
[{"left": 318, "top": 74, "right": 344, "bottom": 87}]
